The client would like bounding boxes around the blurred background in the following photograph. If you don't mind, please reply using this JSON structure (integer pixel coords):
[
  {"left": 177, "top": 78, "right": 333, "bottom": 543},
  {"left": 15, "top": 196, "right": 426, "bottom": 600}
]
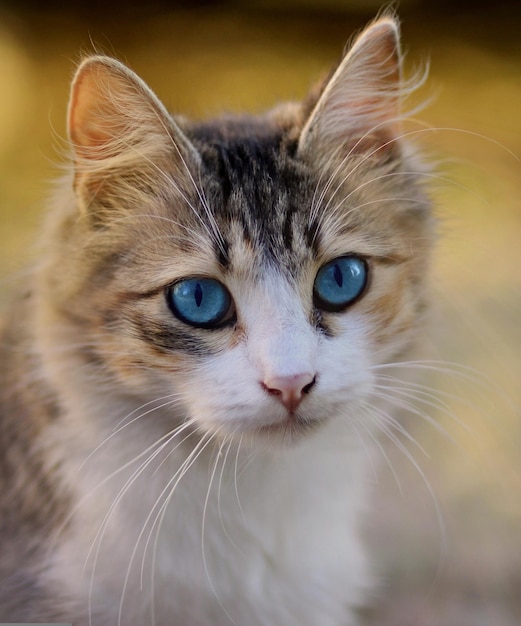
[{"left": 0, "top": 1, "right": 520, "bottom": 624}]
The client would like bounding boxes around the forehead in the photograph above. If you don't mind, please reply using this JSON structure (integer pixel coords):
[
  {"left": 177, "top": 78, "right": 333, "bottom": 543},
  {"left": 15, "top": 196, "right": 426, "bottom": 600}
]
[{"left": 188, "top": 119, "right": 318, "bottom": 277}]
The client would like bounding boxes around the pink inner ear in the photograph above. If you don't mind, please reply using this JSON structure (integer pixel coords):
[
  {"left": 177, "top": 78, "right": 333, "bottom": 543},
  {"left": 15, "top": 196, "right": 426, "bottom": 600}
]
[
  {"left": 68, "top": 61, "right": 132, "bottom": 160},
  {"left": 68, "top": 69, "right": 103, "bottom": 153}
]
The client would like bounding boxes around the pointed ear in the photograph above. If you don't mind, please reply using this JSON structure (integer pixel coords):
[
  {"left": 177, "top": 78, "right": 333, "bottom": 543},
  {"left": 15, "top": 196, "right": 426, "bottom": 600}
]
[
  {"left": 298, "top": 17, "right": 403, "bottom": 166},
  {"left": 68, "top": 56, "right": 200, "bottom": 213}
]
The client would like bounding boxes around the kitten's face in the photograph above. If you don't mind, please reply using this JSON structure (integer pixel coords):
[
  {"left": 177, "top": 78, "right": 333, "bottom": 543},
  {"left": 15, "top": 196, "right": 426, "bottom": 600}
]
[{"left": 45, "top": 19, "right": 432, "bottom": 444}]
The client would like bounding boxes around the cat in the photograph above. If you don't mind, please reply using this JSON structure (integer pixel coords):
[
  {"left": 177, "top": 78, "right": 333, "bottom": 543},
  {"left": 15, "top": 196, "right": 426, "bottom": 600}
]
[{"left": 0, "top": 14, "right": 433, "bottom": 626}]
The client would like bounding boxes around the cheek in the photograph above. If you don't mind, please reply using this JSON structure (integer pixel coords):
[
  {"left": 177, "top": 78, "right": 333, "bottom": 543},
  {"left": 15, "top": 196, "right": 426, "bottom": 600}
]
[
  {"left": 356, "top": 268, "right": 421, "bottom": 357},
  {"left": 176, "top": 347, "right": 269, "bottom": 426},
  {"left": 316, "top": 315, "right": 374, "bottom": 401}
]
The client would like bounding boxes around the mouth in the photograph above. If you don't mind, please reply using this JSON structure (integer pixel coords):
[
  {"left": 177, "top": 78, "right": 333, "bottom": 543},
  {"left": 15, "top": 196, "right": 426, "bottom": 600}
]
[{"left": 256, "top": 412, "right": 322, "bottom": 439}]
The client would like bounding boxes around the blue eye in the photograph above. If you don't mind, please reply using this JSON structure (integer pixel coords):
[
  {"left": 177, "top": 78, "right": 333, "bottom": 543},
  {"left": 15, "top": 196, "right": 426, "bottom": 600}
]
[
  {"left": 314, "top": 256, "right": 368, "bottom": 311},
  {"left": 167, "top": 278, "right": 233, "bottom": 328}
]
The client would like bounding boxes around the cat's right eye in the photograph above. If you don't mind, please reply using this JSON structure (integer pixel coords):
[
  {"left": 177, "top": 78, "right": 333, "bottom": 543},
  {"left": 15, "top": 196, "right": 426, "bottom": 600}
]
[{"left": 166, "top": 278, "right": 234, "bottom": 329}]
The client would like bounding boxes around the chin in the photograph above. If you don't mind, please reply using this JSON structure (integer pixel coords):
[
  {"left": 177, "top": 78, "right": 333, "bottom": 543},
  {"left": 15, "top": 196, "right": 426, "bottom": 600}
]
[{"left": 248, "top": 413, "right": 324, "bottom": 448}]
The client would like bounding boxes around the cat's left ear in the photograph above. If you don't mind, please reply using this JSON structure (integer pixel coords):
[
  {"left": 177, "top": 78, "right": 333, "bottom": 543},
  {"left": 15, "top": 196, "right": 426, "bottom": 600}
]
[
  {"left": 68, "top": 56, "right": 200, "bottom": 212},
  {"left": 298, "top": 16, "right": 403, "bottom": 165}
]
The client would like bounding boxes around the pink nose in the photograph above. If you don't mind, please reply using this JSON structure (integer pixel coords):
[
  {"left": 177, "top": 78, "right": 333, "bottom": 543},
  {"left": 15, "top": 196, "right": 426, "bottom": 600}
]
[{"left": 262, "top": 373, "right": 316, "bottom": 412}]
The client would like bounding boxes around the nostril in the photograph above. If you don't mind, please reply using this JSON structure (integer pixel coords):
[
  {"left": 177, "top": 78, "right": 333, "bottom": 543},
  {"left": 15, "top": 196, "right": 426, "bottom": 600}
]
[
  {"left": 262, "top": 383, "right": 281, "bottom": 397},
  {"left": 302, "top": 376, "right": 317, "bottom": 395}
]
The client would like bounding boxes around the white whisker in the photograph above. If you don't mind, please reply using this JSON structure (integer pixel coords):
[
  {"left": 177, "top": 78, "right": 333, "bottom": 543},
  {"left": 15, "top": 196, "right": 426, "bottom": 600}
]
[
  {"left": 233, "top": 434, "right": 247, "bottom": 525},
  {"left": 360, "top": 403, "right": 448, "bottom": 579},
  {"left": 87, "top": 418, "right": 199, "bottom": 623},
  {"left": 114, "top": 431, "right": 214, "bottom": 626},
  {"left": 217, "top": 433, "right": 244, "bottom": 552},
  {"left": 80, "top": 395, "right": 183, "bottom": 470},
  {"left": 354, "top": 407, "right": 404, "bottom": 494},
  {"left": 142, "top": 432, "right": 217, "bottom": 624},
  {"left": 201, "top": 433, "right": 239, "bottom": 626}
]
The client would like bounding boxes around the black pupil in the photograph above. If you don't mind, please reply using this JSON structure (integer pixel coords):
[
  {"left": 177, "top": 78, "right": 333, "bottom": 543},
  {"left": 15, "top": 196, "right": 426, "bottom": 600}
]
[
  {"left": 333, "top": 263, "right": 343, "bottom": 288},
  {"left": 194, "top": 282, "right": 203, "bottom": 307}
]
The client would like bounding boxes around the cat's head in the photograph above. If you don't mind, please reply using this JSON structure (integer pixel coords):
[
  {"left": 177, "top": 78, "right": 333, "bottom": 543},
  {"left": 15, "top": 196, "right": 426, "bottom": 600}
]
[{"left": 42, "top": 16, "right": 433, "bottom": 445}]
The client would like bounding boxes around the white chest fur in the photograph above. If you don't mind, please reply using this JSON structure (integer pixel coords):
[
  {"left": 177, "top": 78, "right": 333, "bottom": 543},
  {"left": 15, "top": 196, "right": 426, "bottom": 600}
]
[{"left": 47, "top": 410, "right": 370, "bottom": 626}]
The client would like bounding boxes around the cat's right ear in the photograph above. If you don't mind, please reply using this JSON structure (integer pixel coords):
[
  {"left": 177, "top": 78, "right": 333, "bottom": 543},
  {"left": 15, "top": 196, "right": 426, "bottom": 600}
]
[{"left": 68, "top": 56, "right": 200, "bottom": 213}]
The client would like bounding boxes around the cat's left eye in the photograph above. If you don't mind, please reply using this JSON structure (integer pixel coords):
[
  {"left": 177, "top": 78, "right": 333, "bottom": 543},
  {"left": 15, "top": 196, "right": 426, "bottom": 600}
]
[
  {"left": 167, "top": 278, "right": 234, "bottom": 329},
  {"left": 313, "top": 256, "right": 368, "bottom": 312}
]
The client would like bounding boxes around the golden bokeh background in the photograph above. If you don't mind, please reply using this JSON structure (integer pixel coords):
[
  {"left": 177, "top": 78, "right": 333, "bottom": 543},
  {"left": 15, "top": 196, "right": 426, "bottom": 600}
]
[{"left": 0, "top": 2, "right": 520, "bottom": 624}]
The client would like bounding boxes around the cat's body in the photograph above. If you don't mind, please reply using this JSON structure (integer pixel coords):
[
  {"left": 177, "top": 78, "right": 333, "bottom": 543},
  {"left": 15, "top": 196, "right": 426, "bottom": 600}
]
[{"left": 0, "top": 16, "right": 433, "bottom": 625}]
